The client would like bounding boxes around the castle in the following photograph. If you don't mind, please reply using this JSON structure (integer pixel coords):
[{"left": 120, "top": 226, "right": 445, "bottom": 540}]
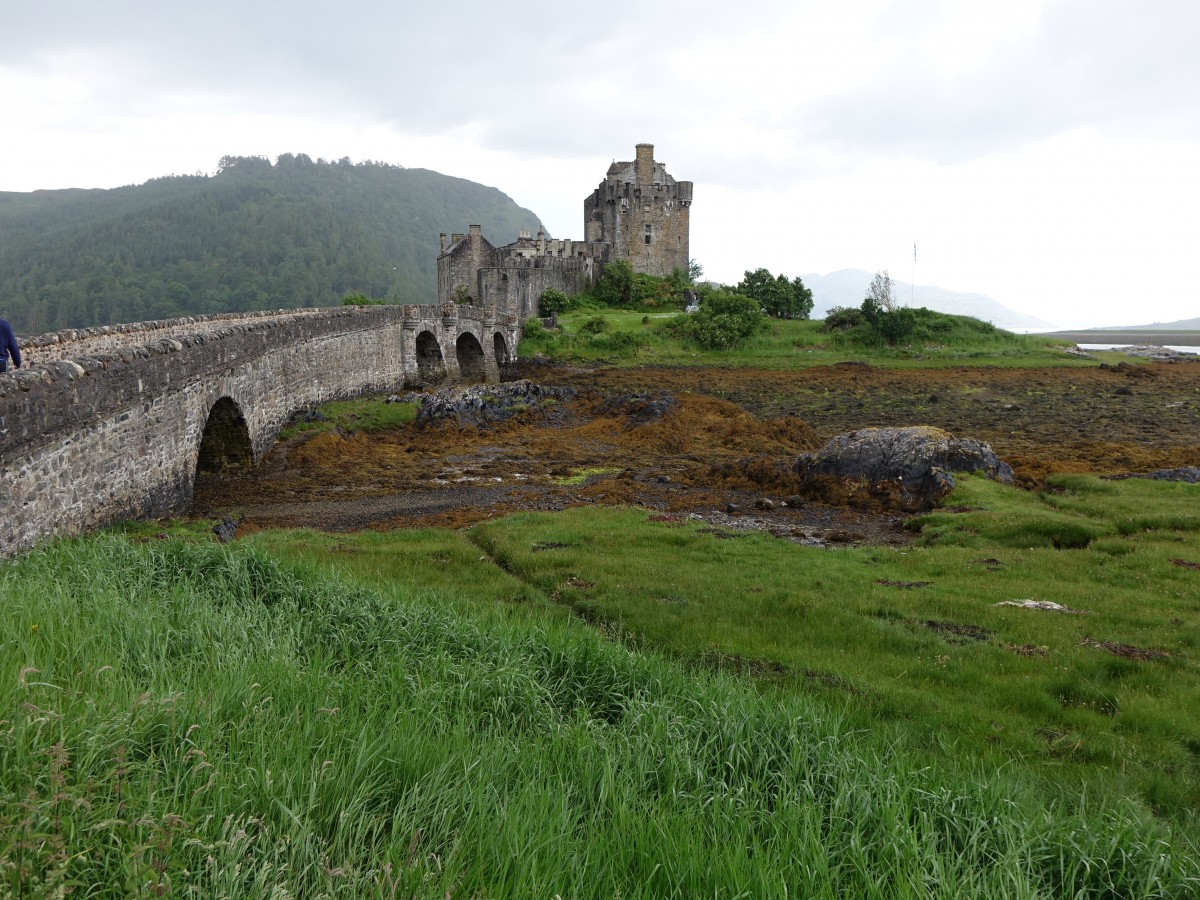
[{"left": 437, "top": 143, "right": 692, "bottom": 317}]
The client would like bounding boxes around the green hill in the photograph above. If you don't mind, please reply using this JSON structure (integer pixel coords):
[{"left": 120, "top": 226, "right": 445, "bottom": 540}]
[{"left": 0, "top": 154, "right": 544, "bottom": 333}]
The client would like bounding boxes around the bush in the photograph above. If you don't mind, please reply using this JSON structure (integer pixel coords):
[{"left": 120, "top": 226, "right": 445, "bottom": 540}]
[
  {"left": 539, "top": 289, "right": 574, "bottom": 316},
  {"left": 578, "top": 316, "right": 612, "bottom": 336},
  {"left": 822, "top": 306, "right": 864, "bottom": 331},
  {"left": 518, "top": 318, "right": 562, "bottom": 354},
  {"left": 593, "top": 260, "right": 690, "bottom": 310},
  {"left": 673, "top": 289, "right": 766, "bottom": 350},
  {"left": 878, "top": 307, "right": 917, "bottom": 346}
]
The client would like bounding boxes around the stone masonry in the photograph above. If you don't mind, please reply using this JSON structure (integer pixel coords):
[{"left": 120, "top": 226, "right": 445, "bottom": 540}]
[
  {"left": 0, "top": 304, "right": 519, "bottom": 558},
  {"left": 437, "top": 143, "right": 692, "bottom": 306}
]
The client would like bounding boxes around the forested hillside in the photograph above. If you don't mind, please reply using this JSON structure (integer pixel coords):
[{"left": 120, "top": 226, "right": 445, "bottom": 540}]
[{"left": 0, "top": 154, "right": 544, "bottom": 333}]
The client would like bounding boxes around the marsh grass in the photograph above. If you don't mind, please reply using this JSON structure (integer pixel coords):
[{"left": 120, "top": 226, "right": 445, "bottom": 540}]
[
  {"left": 3, "top": 533, "right": 1197, "bottom": 896},
  {"left": 458, "top": 476, "right": 1200, "bottom": 820}
]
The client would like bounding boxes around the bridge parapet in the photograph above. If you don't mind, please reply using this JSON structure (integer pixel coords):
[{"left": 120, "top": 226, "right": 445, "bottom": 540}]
[
  {"left": 0, "top": 306, "right": 430, "bottom": 461},
  {"left": 1, "top": 301, "right": 529, "bottom": 558},
  {"left": 21, "top": 308, "right": 339, "bottom": 364}
]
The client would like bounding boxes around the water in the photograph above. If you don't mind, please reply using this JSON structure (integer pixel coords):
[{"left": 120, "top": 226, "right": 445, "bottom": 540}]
[{"left": 1078, "top": 344, "right": 1199, "bottom": 355}]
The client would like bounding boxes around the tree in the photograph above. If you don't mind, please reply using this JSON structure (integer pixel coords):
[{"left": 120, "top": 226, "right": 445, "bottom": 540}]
[
  {"left": 866, "top": 270, "right": 896, "bottom": 312},
  {"left": 735, "top": 268, "right": 814, "bottom": 320},
  {"left": 677, "top": 287, "right": 767, "bottom": 349},
  {"left": 688, "top": 258, "right": 704, "bottom": 283},
  {"left": 593, "top": 259, "right": 636, "bottom": 307}
]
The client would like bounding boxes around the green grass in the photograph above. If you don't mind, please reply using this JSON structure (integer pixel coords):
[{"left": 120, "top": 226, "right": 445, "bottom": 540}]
[
  {"left": 278, "top": 397, "right": 418, "bottom": 440},
  {"left": 460, "top": 488, "right": 1200, "bottom": 813},
  {"left": 521, "top": 312, "right": 1089, "bottom": 369},
  {"left": 3, "top": 534, "right": 1198, "bottom": 896},
  {"left": 224, "top": 475, "right": 1200, "bottom": 825}
]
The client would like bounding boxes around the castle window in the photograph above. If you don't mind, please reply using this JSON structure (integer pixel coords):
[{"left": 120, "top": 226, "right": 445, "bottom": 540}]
[{"left": 644, "top": 224, "right": 652, "bottom": 245}]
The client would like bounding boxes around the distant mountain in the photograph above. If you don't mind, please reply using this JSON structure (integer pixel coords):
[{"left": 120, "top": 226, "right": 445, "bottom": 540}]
[
  {"left": 1113, "top": 317, "right": 1200, "bottom": 331},
  {"left": 801, "top": 269, "right": 1054, "bottom": 331},
  {"left": 0, "top": 154, "right": 544, "bottom": 333}
]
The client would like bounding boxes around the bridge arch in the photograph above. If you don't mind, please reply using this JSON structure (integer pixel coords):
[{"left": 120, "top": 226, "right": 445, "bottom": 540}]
[
  {"left": 2, "top": 304, "right": 530, "bottom": 558},
  {"left": 196, "top": 396, "right": 254, "bottom": 476},
  {"left": 415, "top": 330, "right": 446, "bottom": 382},
  {"left": 456, "top": 333, "right": 487, "bottom": 383}
]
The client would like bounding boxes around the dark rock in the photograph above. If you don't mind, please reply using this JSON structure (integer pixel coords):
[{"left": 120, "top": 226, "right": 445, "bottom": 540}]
[
  {"left": 288, "top": 409, "right": 329, "bottom": 425},
  {"left": 726, "top": 503, "right": 743, "bottom": 515},
  {"left": 793, "top": 426, "right": 1014, "bottom": 512},
  {"left": 213, "top": 515, "right": 239, "bottom": 543},
  {"left": 1114, "top": 386, "right": 1133, "bottom": 396},
  {"left": 754, "top": 498, "right": 775, "bottom": 510},
  {"left": 655, "top": 474, "right": 672, "bottom": 484},
  {"left": 597, "top": 392, "right": 677, "bottom": 428},
  {"left": 783, "top": 495, "right": 805, "bottom": 508},
  {"left": 1137, "top": 467, "right": 1200, "bottom": 484},
  {"left": 416, "top": 380, "right": 576, "bottom": 429}
]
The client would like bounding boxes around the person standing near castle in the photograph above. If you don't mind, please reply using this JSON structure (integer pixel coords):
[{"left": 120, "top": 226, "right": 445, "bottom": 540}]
[{"left": 1, "top": 317, "right": 21, "bottom": 372}]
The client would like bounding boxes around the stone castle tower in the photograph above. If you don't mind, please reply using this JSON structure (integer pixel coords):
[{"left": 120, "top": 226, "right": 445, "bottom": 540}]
[
  {"left": 438, "top": 143, "right": 692, "bottom": 312},
  {"left": 584, "top": 143, "right": 693, "bottom": 277}
]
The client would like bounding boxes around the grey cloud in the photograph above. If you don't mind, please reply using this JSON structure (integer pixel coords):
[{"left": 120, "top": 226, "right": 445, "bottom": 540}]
[
  {"left": 800, "top": 0, "right": 1200, "bottom": 163},
  {"left": 7, "top": 0, "right": 774, "bottom": 162}
]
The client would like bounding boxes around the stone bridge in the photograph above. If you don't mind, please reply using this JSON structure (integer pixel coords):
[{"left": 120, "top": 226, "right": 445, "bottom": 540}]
[{"left": 0, "top": 303, "right": 521, "bottom": 558}]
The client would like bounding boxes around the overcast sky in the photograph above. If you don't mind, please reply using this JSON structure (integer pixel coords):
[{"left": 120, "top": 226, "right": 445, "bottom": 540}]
[{"left": 2, "top": 0, "right": 1197, "bottom": 328}]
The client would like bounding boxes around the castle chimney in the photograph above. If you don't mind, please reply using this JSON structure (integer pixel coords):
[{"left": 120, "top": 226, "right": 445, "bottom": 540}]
[
  {"left": 469, "top": 224, "right": 482, "bottom": 240},
  {"left": 537, "top": 229, "right": 546, "bottom": 254},
  {"left": 635, "top": 143, "right": 654, "bottom": 185},
  {"left": 440, "top": 233, "right": 447, "bottom": 253}
]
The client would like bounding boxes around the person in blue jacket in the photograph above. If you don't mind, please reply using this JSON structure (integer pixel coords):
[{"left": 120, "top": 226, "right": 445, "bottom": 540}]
[{"left": 1, "top": 318, "right": 21, "bottom": 372}]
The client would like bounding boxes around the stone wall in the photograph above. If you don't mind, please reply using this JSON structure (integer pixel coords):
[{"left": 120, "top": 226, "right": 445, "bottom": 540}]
[
  {"left": 19, "top": 308, "right": 335, "bottom": 365},
  {"left": 0, "top": 303, "right": 521, "bottom": 558},
  {"left": 477, "top": 257, "right": 595, "bottom": 320},
  {"left": 438, "top": 225, "right": 496, "bottom": 305}
]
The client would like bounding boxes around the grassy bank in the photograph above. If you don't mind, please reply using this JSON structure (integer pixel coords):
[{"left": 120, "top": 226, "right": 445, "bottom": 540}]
[
  {"left": 521, "top": 311, "right": 1084, "bottom": 369},
  {"left": 3, "top": 529, "right": 1198, "bottom": 896}
]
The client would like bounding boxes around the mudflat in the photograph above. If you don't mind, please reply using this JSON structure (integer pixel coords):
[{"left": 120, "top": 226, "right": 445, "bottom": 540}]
[{"left": 193, "top": 359, "right": 1200, "bottom": 537}]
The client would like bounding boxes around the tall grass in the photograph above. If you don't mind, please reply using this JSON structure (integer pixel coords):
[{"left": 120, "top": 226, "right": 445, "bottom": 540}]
[{"left": 2, "top": 536, "right": 1197, "bottom": 896}]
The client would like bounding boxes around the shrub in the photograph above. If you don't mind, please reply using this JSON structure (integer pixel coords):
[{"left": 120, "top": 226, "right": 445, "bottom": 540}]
[
  {"left": 822, "top": 306, "right": 864, "bottom": 331},
  {"left": 539, "top": 289, "right": 574, "bottom": 316},
  {"left": 674, "top": 289, "right": 766, "bottom": 350},
  {"left": 518, "top": 318, "right": 562, "bottom": 354},
  {"left": 578, "top": 316, "right": 612, "bottom": 336}
]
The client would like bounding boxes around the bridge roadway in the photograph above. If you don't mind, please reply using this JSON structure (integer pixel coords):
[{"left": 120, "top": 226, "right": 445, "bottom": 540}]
[{"left": 0, "top": 303, "right": 520, "bottom": 558}]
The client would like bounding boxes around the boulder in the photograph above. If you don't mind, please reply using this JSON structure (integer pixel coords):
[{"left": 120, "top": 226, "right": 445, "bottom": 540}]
[
  {"left": 793, "top": 425, "right": 1014, "bottom": 511},
  {"left": 1137, "top": 467, "right": 1200, "bottom": 484},
  {"left": 596, "top": 392, "right": 676, "bottom": 428},
  {"left": 416, "top": 380, "right": 576, "bottom": 429}
]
